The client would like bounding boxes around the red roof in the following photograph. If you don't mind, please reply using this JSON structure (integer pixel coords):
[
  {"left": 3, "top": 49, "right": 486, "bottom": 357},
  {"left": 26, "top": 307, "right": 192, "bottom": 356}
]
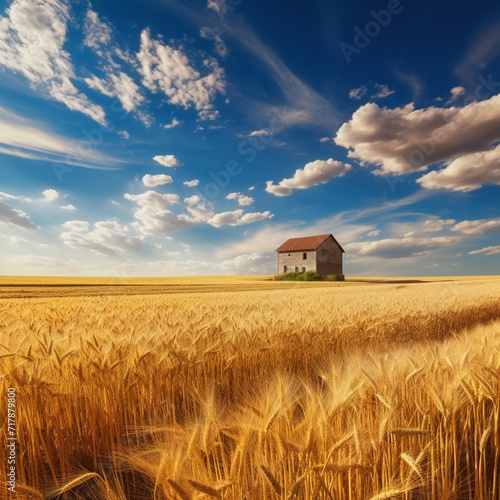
[{"left": 276, "top": 234, "right": 344, "bottom": 252}]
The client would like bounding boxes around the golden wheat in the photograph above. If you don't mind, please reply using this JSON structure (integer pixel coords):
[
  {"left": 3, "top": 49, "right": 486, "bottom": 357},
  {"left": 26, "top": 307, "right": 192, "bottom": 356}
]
[{"left": 0, "top": 277, "right": 499, "bottom": 499}]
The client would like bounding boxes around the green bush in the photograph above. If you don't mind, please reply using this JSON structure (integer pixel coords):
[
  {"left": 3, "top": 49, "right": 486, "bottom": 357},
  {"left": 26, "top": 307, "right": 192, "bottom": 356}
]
[{"left": 274, "top": 271, "right": 323, "bottom": 281}]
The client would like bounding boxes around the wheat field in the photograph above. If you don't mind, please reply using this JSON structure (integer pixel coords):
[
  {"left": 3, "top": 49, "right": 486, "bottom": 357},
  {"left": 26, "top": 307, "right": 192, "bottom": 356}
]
[{"left": 0, "top": 277, "right": 499, "bottom": 499}]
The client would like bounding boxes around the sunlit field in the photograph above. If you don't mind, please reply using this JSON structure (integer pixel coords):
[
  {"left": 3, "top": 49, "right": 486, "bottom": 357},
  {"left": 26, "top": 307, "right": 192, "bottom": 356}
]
[{"left": 1, "top": 276, "right": 499, "bottom": 499}]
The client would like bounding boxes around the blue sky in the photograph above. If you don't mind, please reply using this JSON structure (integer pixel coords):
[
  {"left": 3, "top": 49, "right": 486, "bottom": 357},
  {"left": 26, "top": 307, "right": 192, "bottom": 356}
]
[{"left": 0, "top": 0, "right": 499, "bottom": 276}]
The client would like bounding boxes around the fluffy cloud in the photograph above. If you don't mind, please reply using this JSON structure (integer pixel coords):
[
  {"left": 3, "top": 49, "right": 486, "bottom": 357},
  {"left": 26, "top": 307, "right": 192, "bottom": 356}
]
[
  {"left": 0, "top": 200, "right": 37, "bottom": 229},
  {"left": 349, "top": 86, "right": 367, "bottom": 100},
  {"left": 417, "top": 145, "right": 500, "bottom": 191},
  {"left": 137, "top": 29, "right": 225, "bottom": 120},
  {"left": 85, "top": 72, "right": 145, "bottom": 114},
  {"left": 226, "top": 192, "right": 254, "bottom": 206},
  {"left": 153, "top": 154, "right": 181, "bottom": 168},
  {"left": 61, "top": 204, "right": 76, "bottom": 211},
  {"left": 249, "top": 129, "right": 269, "bottom": 137},
  {"left": 41, "top": 189, "right": 59, "bottom": 201},
  {"left": 372, "top": 83, "right": 395, "bottom": 99},
  {"left": 124, "top": 190, "right": 198, "bottom": 235},
  {"left": 0, "top": 0, "right": 106, "bottom": 124},
  {"left": 452, "top": 217, "right": 500, "bottom": 235},
  {"left": 446, "top": 86, "right": 466, "bottom": 105},
  {"left": 82, "top": 8, "right": 149, "bottom": 124},
  {"left": 125, "top": 190, "right": 272, "bottom": 234},
  {"left": 265, "top": 159, "right": 351, "bottom": 197},
  {"left": 345, "top": 236, "right": 464, "bottom": 259},
  {"left": 183, "top": 179, "right": 199, "bottom": 187},
  {"left": 142, "top": 174, "right": 173, "bottom": 187},
  {"left": 207, "top": 209, "right": 273, "bottom": 228},
  {"left": 60, "top": 219, "right": 143, "bottom": 255},
  {"left": 335, "top": 94, "right": 500, "bottom": 176},
  {"left": 349, "top": 83, "right": 394, "bottom": 100},
  {"left": 164, "top": 118, "right": 182, "bottom": 129},
  {"left": 469, "top": 245, "right": 500, "bottom": 256}
]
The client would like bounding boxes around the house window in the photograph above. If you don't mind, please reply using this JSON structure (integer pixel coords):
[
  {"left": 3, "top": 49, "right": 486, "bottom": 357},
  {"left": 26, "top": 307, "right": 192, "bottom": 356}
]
[
  {"left": 284, "top": 266, "right": 287, "bottom": 273},
  {"left": 295, "top": 266, "right": 299, "bottom": 272},
  {"left": 302, "top": 267, "right": 306, "bottom": 272},
  {"left": 303, "top": 252, "right": 307, "bottom": 260}
]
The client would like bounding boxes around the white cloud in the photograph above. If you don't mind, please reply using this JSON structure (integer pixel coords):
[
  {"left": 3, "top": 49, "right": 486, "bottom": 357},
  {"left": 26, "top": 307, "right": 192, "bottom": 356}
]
[
  {"left": 0, "top": 0, "right": 106, "bottom": 124},
  {"left": 61, "top": 219, "right": 143, "bottom": 255},
  {"left": 85, "top": 71, "right": 145, "bottom": 114},
  {"left": 207, "top": 0, "right": 226, "bottom": 13},
  {"left": 335, "top": 93, "right": 500, "bottom": 176},
  {"left": 469, "top": 245, "right": 500, "bottom": 256},
  {"left": 142, "top": 174, "right": 173, "bottom": 187},
  {"left": 83, "top": 7, "right": 111, "bottom": 56},
  {"left": 82, "top": 8, "right": 150, "bottom": 125},
  {"left": 218, "top": 253, "right": 269, "bottom": 273},
  {"left": 349, "top": 86, "right": 367, "bottom": 100},
  {"left": 423, "top": 218, "right": 456, "bottom": 232},
  {"left": 226, "top": 192, "right": 254, "bottom": 206},
  {"left": 350, "top": 83, "right": 394, "bottom": 101},
  {"left": 137, "top": 28, "right": 225, "bottom": 120},
  {"left": 265, "top": 159, "right": 351, "bottom": 197},
  {"left": 183, "top": 179, "right": 199, "bottom": 187},
  {"left": 445, "top": 86, "right": 466, "bottom": 105},
  {"left": 61, "top": 204, "right": 76, "bottom": 211},
  {"left": 367, "top": 230, "right": 380, "bottom": 237},
  {"left": 0, "top": 105, "right": 118, "bottom": 168},
  {"left": 200, "top": 26, "right": 228, "bottom": 58},
  {"left": 153, "top": 154, "right": 182, "bottom": 168},
  {"left": 41, "top": 188, "right": 59, "bottom": 201},
  {"left": 124, "top": 190, "right": 196, "bottom": 235},
  {"left": 0, "top": 200, "right": 37, "bottom": 229},
  {"left": 452, "top": 218, "right": 500, "bottom": 235},
  {"left": 249, "top": 129, "right": 269, "bottom": 137},
  {"left": 248, "top": 186, "right": 255, "bottom": 191},
  {"left": 125, "top": 190, "right": 272, "bottom": 234},
  {"left": 0, "top": 191, "right": 32, "bottom": 202},
  {"left": 417, "top": 144, "right": 500, "bottom": 191},
  {"left": 320, "top": 137, "right": 330, "bottom": 143},
  {"left": 207, "top": 209, "right": 273, "bottom": 228},
  {"left": 164, "top": 118, "right": 182, "bottom": 129},
  {"left": 345, "top": 236, "right": 464, "bottom": 259},
  {"left": 371, "top": 83, "right": 395, "bottom": 99}
]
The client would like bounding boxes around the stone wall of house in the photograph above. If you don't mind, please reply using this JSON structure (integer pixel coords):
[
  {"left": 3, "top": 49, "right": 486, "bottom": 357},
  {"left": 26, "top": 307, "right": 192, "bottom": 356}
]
[
  {"left": 316, "top": 237, "right": 343, "bottom": 276},
  {"left": 277, "top": 251, "right": 317, "bottom": 274}
]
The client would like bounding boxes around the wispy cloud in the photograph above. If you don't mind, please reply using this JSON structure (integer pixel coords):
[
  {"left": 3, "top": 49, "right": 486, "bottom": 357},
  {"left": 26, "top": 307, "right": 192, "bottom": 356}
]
[
  {"left": 217, "top": 191, "right": 428, "bottom": 258},
  {"left": 455, "top": 18, "right": 500, "bottom": 83},
  {"left": 0, "top": 106, "right": 121, "bottom": 168},
  {"left": 0, "top": 201, "right": 38, "bottom": 229},
  {"left": 225, "top": 21, "right": 337, "bottom": 127}
]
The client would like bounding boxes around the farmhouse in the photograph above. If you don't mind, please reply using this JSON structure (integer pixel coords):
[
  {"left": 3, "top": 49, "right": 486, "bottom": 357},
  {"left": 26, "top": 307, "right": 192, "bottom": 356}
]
[{"left": 276, "top": 234, "right": 344, "bottom": 277}]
